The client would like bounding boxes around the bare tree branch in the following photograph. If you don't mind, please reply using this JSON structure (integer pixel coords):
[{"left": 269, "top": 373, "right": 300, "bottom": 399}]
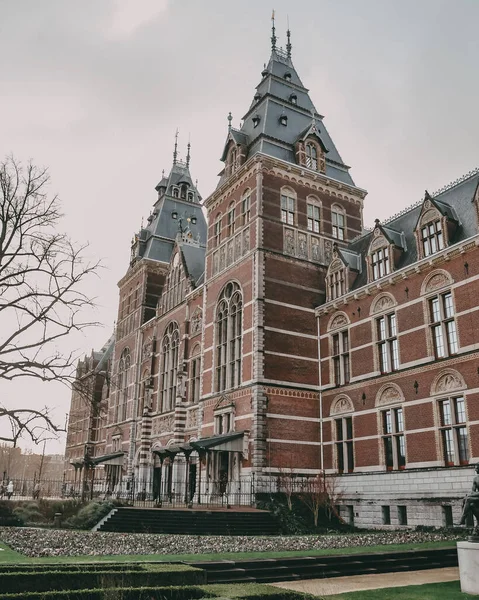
[{"left": 0, "top": 156, "right": 102, "bottom": 444}]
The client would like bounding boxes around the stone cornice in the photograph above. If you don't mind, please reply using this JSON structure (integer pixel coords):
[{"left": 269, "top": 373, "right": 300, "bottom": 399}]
[
  {"left": 117, "top": 258, "right": 169, "bottom": 288},
  {"left": 316, "top": 235, "right": 479, "bottom": 317}
]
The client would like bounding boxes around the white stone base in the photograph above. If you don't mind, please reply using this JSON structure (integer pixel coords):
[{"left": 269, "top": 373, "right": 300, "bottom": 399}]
[{"left": 457, "top": 541, "right": 479, "bottom": 595}]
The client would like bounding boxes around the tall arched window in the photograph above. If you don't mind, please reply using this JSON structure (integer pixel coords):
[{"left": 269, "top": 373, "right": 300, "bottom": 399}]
[
  {"left": 215, "top": 282, "right": 243, "bottom": 392},
  {"left": 117, "top": 348, "right": 130, "bottom": 422},
  {"left": 331, "top": 204, "right": 346, "bottom": 241},
  {"left": 160, "top": 322, "right": 180, "bottom": 412},
  {"left": 189, "top": 345, "right": 202, "bottom": 404},
  {"left": 306, "top": 143, "right": 318, "bottom": 170}
]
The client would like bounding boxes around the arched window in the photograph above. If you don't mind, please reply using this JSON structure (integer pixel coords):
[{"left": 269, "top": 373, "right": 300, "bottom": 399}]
[
  {"left": 227, "top": 202, "right": 236, "bottom": 237},
  {"left": 117, "top": 348, "right": 130, "bottom": 422},
  {"left": 160, "top": 322, "right": 180, "bottom": 412},
  {"left": 331, "top": 205, "right": 346, "bottom": 241},
  {"left": 307, "top": 196, "right": 321, "bottom": 233},
  {"left": 241, "top": 189, "right": 251, "bottom": 225},
  {"left": 229, "top": 147, "right": 238, "bottom": 175},
  {"left": 280, "top": 187, "right": 296, "bottom": 225},
  {"left": 215, "top": 282, "right": 243, "bottom": 392},
  {"left": 138, "top": 369, "right": 151, "bottom": 417},
  {"left": 189, "top": 345, "right": 202, "bottom": 404},
  {"left": 306, "top": 143, "right": 318, "bottom": 170},
  {"left": 214, "top": 213, "right": 222, "bottom": 247}
]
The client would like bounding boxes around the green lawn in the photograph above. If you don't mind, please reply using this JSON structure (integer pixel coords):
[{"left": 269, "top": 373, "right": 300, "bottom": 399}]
[
  {"left": 0, "top": 539, "right": 456, "bottom": 564},
  {"left": 325, "top": 581, "right": 474, "bottom": 599}
]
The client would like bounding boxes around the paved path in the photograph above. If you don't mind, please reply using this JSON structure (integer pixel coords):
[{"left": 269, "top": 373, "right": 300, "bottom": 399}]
[{"left": 271, "top": 567, "right": 460, "bottom": 597}]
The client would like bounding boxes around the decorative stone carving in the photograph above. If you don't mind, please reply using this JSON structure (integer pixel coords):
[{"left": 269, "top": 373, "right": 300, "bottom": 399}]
[
  {"left": 420, "top": 208, "right": 440, "bottom": 227},
  {"left": 423, "top": 270, "right": 452, "bottom": 294},
  {"left": 432, "top": 370, "right": 466, "bottom": 395},
  {"left": 235, "top": 234, "right": 242, "bottom": 260},
  {"left": 243, "top": 228, "right": 250, "bottom": 255},
  {"left": 214, "top": 394, "right": 234, "bottom": 410},
  {"left": 324, "top": 240, "right": 333, "bottom": 263},
  {"left": 219, "top": 246, "right": 226, "bottom": 271},
  {"left": 370, "top": 293, "right": 396, "bottom": 315},
  {"left": 142, "top": 338, "right": 153, "bottom": 360},
  {"left": 311, "top": 237, "right": 321, "bottom": 263},
  {"left": 370, "top": 235, "right": 387, "bottom": 252},
  {"left": 376, "top": 384, "right": 404, "bottom": 407},
  {"left": 156, "top": 414, "right": 175, "bottom": 434},
  {"left": 329, "top": 259, "right": 343, "bottom": 272},
  {"left": 186, "top": 407, "right": 198, "bottom": 429},
  {"left": 227, "top": 240, "right": 234, "bottom": 266},
  {"left": 328, "top": 313, "right": 349, "bottom": 331},
  {"left": 213, "top": 251, "right": 219, "bottom": 275},
  {"left": 298, "top": 233, "right": 308, "bottom": 258},
  {"left": 190, "top": 309, "right": 202, "bottom": 335},
  {"left": 284, "top": 228, "right": 295, "bottom": 255},
  {"left": 330, "top": 395, "right": 354, "bottom": 416}
]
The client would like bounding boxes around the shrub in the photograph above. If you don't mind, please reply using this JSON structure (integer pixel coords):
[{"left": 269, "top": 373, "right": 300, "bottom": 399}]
[
  {"left": 13, "top": 502, "right": 47, "bottom": 524},
  {"left": 63, "top": 501, "right": 116, "bottom": 530},
  {"left": 0, "top": 500, "right": 24, "bottom": 526}
]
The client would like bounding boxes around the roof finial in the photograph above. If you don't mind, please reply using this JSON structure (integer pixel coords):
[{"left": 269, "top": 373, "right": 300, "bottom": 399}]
[
  {"left": 227, "top": 112, "right": 233, "bottom": 131},
  {"left": 173, "top": 128, "right": 179, "bottom": 164},
  {"left": 271, "top": 10, "right": 277, "bottom": 52},
  {"left": 186, "top": 134, "right": 191, "bottom": 168},
  {"left": 286, "top": 16, "right": 292, "bottom": 58}
]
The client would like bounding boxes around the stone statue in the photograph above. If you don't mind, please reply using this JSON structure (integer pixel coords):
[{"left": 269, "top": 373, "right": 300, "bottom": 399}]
[{"left": 459, "top": 464, "right": 479, "bottom": 537}]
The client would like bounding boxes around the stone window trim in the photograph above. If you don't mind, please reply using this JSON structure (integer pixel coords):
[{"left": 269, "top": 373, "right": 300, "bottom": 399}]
[
  {"left": 213, "top": 212, "right": 222, "bottom": 247},
  {"left": 380, "top": 405, "right": 406, "bottom": 471},
  {"left": 159, "top": 321, "right": 180, "bottom": 413},
  {"left": 241, "top": 189, "right": 251, "bottom": 226},
  {"left": 280, "top": 186, "right": 296, "bottom": 226},
  {"left": 227, "top": 201, "right": 236, "bottom": 237},
  {"left": 334, "top": 415, "right": 354, "bottom": 474},
  {"left": 426, "top": 290, "right": 459, "bottom": 359},
  {"left": 415, "top": 202, "right": 450, "bottom": 261},
  {"left": 331, "top": 204, "right": 346, "bottom": 241},
  {"left": 327, "top": 265, "right": 347, "bottom": 301},
  {"left": 213, "top": 402, "right": 236, "bottom": 436},
  {"left": 375, "top": 312, "right": 399, "bottom": 374},
  {"left": 306, "top": 195, "right": 321, "bottom": 233},
  {"left": 330, "top": 328, "right": 350, "bottom": 386},
  {"left": 437, "top": 395, "right": 469, "bottom": 466},
  {"left": 188, "top": 344, "right": 201, "bottom": 405},
  {"left": 369, "top": 246, "right": 391, "bottom": 281},
  {"left": 215, "top": 281, "right": 243, "bottom": 393}
]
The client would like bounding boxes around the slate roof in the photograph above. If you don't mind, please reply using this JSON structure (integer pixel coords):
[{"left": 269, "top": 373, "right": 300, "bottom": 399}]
[
  {"left": 341, "top": 169, "right": 479, "bottom": 291},
  {"left": 136, "top": 161, "right": 207, "bottom": 266},
  {"left": 218, "top": 47, "right": 356, "bottom": 188},
  {"left": 180, "top": 243, "right": 206, "bottom": 286}
]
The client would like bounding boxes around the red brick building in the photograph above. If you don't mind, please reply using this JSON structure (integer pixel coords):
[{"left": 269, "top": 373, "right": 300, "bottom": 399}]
[{"left": 65, "top": 27, "right": 479, "bottom": 526}]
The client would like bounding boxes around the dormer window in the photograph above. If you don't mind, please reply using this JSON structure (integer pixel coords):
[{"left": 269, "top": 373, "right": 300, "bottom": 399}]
[
  {"left": 172, "top": 187, "right": 179, "bottom": 198},
  {"left": 254, "top": 92, "right": 261, "bottom": 102},
  {"left": 329, "top": 268, "right": 346, "bottom": 300},
  {"left": 306, "top": 143, "right": 318, "bottom": 170},
  {"left": 252, "top": 115, "right": 260, "bottom": 128},
  {"left": 284, "top": 72, "right": 292, "bottom": 81},
  {"left": 261, "top": 69, "right": 268, "bottom": 78},
  {"left": 421, "top": 220, "right": 444, "bottom": 256},
  {"left": 371, "top": 247, "right": 390, "bottom": 280},
  {"left": 279, "top": 114, "right": 288, "bottom": 126},
  {"left": 229, "top": 147, "right": 238, "bottom": 175},
  {"left": 289, "top": 94, "right": 297, "bottom": 105},
  {"left": 188, "top": 192, "right": 194, "bottom": 202}
]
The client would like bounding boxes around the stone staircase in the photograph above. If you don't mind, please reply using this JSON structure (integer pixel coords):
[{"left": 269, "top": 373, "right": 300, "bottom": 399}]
[
  {"left": 186, "top": 547, "right": 458, "bottom": 583},
  {"left": 96, "top": 507, "right": 280, "bottom": 536}
]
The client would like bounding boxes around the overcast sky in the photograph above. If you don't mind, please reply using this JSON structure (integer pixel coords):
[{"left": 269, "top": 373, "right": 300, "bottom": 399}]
[{"left": 1, "top": 0, "right": 478, "bottom": 455}]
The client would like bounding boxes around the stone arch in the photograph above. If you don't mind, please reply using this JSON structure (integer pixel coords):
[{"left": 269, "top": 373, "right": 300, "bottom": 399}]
[
  {"left": 370, "top": 292, "right": 397, "bottom": 316},
  {"left": 421, "top": 269, "right": 453, "bottom": 296},
  {"left": 330, "top": 394, "right": 354, "bottom": 416},
  {"left": 327, "top": 311, "right": 350, "bottom": 332},
  {"left": 375, "top": 383, "right": 405, "bottom": 407},
  {"left": 430, "top": 368, "right": 466, "bottom": 396}
]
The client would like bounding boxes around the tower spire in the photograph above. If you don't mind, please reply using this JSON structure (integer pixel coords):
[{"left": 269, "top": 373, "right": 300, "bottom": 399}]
[
  {"left": 173, "top": 128, "right": 179, "bottom": 164},
  {"left": 186, "top": 135, "right": 191, "bottom": 168},
  {"left": 286, "top": 16, "right": 292, "bottom": 58},
  {"left": 271, "top": 10, "right": 277, "bottom": 52},
  {"left": 227, "top": 112, "right": 233, "bottom": 132}
]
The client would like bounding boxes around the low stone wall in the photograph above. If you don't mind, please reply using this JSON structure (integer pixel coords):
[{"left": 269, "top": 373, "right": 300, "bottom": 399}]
[{"left": 333, "top": 465, "right": 475, "bottom": 528}]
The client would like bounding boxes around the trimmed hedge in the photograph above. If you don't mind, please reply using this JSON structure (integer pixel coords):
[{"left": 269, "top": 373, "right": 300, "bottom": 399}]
[
  {"left": 0, "top": 563, "right": 145, "bottom": 573},
  {"left": 0, "top": 586, "right": 213, "bottom": 600},
  {"left": 0, "top": 565, "right": 205, "bottom": 594}
]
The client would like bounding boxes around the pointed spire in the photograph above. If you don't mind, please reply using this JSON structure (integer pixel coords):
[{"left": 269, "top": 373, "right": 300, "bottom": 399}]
[
  {"left": 271, "top": 10, "right": 277, "bottom": 51},
  {"left": 227, "top": 112, "right": 233, "bottom": 131},
  {"left": 173, "top": 128, "right": 179, "bottom": 164},
  {"left": 186, "top": 135, "right": 191, "bottom": 168},
  {"left": 286, "top": 16, "right": 292, "bottom": 58}
]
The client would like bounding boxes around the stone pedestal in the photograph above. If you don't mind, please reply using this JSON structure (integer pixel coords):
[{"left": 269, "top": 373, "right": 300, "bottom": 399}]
[{"left": 457, "top": 541, "right": 479, "bottom": 595}]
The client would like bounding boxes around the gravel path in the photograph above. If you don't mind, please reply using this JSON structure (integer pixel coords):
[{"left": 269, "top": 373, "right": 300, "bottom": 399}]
[{"left": 0, "top": 527, "right": 462, "bottom": 558}]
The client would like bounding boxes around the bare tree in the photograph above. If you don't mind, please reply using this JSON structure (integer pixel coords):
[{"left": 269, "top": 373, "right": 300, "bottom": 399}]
[
  {"left": 0, "top": 156, "right": 101, "bottom": 445},
  {"left": 297, "top": 472, "right": 344, "bottom": 527}
]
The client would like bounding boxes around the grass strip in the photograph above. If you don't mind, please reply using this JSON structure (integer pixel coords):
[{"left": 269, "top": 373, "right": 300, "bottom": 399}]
[
  {"left": 324, "top": 580, "right": 475, "bottom": 599},
  {"left": 0, "top": 540, "right": 456, "bottom": 564}
]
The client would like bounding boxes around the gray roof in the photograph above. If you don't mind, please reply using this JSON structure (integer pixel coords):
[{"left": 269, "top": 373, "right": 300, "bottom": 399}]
[
  {"left": 180, "top": 243, "right": 206, "bottom": 286},
  {"left": 219, "top": 48, "right": 356, "bottom": 187},
  {"left": 341, "top": 170, "right": 479, "bottom": 291},
  {"left": 136, "top": 161, "right": 207, "bottom": 266}
]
